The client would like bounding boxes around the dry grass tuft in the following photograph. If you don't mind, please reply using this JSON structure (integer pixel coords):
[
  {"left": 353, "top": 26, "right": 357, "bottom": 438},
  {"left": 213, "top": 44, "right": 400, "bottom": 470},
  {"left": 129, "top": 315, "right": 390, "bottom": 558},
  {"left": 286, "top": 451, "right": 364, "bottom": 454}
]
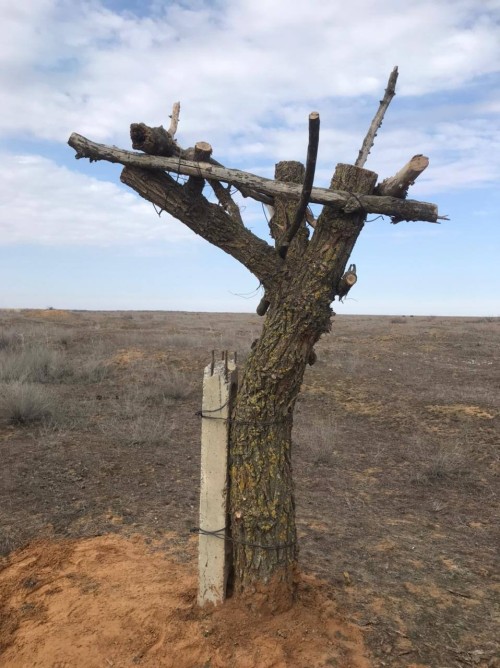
[
  {"left": 0, "top": 382, "right": 60, "bottom": 425},
  {"left": 406, "top": 437, "right": 471, "bottom": 484},
  {"left": 0, "top": 345, "right": 73, "bottom": 384},
  {"left": 295, "top": 419, "right": 338, "bottom": 466}
]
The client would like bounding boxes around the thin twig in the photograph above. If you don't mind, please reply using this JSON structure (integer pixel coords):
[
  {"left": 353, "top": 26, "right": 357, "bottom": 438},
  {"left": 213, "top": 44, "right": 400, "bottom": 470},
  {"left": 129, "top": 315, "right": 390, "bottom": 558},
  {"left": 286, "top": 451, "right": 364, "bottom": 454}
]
[
  {"left": 279, "top": 112, "right": 320, "bottom": 258},
  {"left": 168, "top": 101, "right": 181, "bottom": 137},
  {"left": 355, "top": 66, "right": 398, "bottom": 168},
  {"left": 447, "top": 588, "right": 472, "bottom": 599}
]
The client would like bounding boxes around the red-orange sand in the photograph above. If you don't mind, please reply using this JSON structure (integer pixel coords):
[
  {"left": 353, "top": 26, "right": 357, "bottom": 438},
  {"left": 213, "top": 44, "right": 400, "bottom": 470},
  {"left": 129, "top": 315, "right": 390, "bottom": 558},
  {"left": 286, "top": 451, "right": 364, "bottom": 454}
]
[{"left": 0, "top": 534, "right": 371, "bottom": 667}]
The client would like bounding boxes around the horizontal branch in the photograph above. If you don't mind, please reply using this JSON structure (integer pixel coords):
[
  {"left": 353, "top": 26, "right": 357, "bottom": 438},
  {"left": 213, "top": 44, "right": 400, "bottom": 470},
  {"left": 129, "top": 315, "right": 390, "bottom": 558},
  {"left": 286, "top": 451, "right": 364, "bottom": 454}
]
[{"left": 68, "top": 133, "right": 443, "bottom": 223}]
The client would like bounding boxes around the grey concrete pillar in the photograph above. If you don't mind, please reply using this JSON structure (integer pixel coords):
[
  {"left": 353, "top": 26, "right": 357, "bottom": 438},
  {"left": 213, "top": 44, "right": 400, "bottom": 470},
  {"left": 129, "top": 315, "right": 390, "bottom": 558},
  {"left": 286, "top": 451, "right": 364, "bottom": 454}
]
[{"left": 198, "top": 356, "right": 237, "bottom": 606}]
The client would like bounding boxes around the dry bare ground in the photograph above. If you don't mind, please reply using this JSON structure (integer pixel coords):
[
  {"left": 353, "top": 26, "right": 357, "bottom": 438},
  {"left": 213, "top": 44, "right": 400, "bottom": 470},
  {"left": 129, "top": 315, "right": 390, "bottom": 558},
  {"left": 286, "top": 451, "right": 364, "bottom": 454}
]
[{"left": 0, "top": 309, "right": 498, "bottom": 667}]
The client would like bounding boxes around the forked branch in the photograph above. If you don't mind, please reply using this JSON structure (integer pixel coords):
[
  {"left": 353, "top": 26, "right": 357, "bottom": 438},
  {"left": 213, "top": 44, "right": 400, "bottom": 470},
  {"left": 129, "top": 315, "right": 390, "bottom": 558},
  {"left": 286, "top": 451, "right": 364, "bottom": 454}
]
[
  {"left": 355, "top": 66, "right": 398, "bottom": 168},
  {"left": 184, "top": 141, "right": 213, "bottom": 195}
]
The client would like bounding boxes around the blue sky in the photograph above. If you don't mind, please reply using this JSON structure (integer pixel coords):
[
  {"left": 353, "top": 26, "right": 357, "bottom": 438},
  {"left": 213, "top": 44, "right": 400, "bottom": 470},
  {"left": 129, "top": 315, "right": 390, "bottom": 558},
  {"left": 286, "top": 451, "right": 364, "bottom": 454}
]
[{"left": 1, "top": 0, "right": 499, "bottom": 315}]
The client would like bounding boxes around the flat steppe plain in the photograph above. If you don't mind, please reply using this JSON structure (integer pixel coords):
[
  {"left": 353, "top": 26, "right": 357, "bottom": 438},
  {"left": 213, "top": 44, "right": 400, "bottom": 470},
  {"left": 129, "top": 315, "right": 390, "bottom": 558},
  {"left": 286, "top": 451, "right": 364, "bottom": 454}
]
[{"left": 0, "top": 310, "right": 498, "bottom": 667}]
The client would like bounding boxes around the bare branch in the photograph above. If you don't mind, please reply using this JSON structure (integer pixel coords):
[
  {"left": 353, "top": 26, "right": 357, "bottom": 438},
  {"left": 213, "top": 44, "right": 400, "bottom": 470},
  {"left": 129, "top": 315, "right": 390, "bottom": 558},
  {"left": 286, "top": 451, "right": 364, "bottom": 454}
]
[
  {"left": 279, "top": 112, "right": 320, "bottom": 259},
  {"left": 182, "top": 142, "right": 244, "bottom": 224},
  {"left": 209, "top": 180, "right": 244, "bottom": 225},
  {"left": 203, "top": 154, "right": 274, "bottom": 205},
  {"left": 184, "top": 141, "right": 213, "bottom": 194},
  {"left": 168, "top": 101, "right": 181, "bottom": 137},
  {"left": 305, "top": 207, "right": 317, "bottom": 229},
  {"left": 375, "top": 154, "right": 429, "bottom": 198},
  {"left": 68, "top": 133, "right": 443, "bottom": 222},
  {"left": 355, "top": 66, "right": 399, "bottom": 168}
]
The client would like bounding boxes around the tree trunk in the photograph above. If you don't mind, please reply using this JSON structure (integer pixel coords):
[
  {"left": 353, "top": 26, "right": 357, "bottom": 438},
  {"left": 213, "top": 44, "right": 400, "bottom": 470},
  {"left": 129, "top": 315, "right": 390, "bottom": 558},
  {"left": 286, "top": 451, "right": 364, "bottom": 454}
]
[{"left": 228, "top": 164, "right": 377, "bottom": 610}]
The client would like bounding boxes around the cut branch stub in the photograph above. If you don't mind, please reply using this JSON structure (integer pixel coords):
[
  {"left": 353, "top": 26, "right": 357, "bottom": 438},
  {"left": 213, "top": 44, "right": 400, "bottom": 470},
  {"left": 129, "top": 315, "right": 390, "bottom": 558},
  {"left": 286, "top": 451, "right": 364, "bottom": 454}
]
[
  {"left": 185, "top": 141, "right": 213, "bottom": 163},
  {"left": 130, "top": 123, "right": 180, "bottom": 157},
  {"left": 270, "top": 161, "right": 305, "bottom": 243},
  {"left": 375, "top": 154, "right": 429, "bottom": 199},
  {"left": 256, "top": 295, "right": 270, "bottom": 317},
  {"left": 309, "top": 165, "right": 377, "bottom": 293},
  {"left": 337, "top": 264, "right": 358, "bottom": 301},
  {"left": 185, "top": 142, "right": 214, "bottom": 194}
]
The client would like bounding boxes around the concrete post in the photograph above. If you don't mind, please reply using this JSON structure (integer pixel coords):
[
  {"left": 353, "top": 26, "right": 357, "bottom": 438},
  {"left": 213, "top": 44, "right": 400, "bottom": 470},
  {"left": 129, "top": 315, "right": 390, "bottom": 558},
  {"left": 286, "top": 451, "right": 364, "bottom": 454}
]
[{"left": 198, "top": 354, "right": 237, "bottom": 606}]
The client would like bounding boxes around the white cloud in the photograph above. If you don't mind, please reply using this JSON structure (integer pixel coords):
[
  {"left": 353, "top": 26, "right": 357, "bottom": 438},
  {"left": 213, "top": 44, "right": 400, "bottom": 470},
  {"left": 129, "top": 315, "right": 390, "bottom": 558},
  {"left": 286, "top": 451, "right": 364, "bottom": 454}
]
[
  {"left": 0, "top": 0, "right": 499, "bottom": 251},
  {"left": 0, "top": 153, "right": 196, "bottom": 245},
  {"left": 1, "top": 0, "right": 499, "bottom": 155}
]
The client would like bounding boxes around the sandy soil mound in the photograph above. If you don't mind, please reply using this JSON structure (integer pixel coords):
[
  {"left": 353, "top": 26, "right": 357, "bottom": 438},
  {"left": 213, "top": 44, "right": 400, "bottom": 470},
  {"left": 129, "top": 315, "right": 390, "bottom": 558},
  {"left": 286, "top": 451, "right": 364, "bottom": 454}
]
[{"left": 0, "top": 534, "right": 370, "bottom": 668}]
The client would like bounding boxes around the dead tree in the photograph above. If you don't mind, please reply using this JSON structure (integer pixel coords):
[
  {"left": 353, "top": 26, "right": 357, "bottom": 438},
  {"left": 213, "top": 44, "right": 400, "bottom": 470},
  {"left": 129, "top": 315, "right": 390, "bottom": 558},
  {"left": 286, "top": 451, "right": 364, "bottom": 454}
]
[{"left": 68, "top": 67, "right": 444, "bottom": 611}]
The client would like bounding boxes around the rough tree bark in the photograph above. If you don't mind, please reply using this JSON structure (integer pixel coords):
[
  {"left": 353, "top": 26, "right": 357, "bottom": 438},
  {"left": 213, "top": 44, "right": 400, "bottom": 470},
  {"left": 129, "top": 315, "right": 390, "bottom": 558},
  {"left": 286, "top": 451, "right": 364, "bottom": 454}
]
[
  {"left": 67, "top": 68, "right": 442, "bottom": 610},
  {"left": 228, "top": 163, "right": 377, "bottom": 610}
]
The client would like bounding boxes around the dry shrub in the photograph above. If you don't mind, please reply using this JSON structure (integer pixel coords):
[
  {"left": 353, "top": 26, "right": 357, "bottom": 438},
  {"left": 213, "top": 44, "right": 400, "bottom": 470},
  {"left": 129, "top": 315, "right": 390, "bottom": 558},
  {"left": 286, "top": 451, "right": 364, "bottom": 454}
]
[
  {"left": 295, "top": 419, "right": 338, "bottom": 466},
  {"left": 153, "top": 368, "right": 194, "bottom": 401},
  {"left": 0, "top": 328, "right": 24, "bottom": 350},
  {"left": 104, "top": 390, "right": 174, "bottom": 447},
  {"left": 128, "top": 365, "right": 195, "bottom": 405},
  {"left": 0, "top": 345, "right": 73, "bottom": 383},
  {"left": 99, "top": 369, "right": 190, "bottom": 447},
  {"left": 75, "top": 355, "right": 110, "bottom": 384},
  {"left": 406, "top": 437, "right": 470, "bottom": 484},
  {"left": 0, "top": 382, "right": 60, "bottom": 425},
  {"left": 117, "top": 408, "right": 173, "bottom": 447}
]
